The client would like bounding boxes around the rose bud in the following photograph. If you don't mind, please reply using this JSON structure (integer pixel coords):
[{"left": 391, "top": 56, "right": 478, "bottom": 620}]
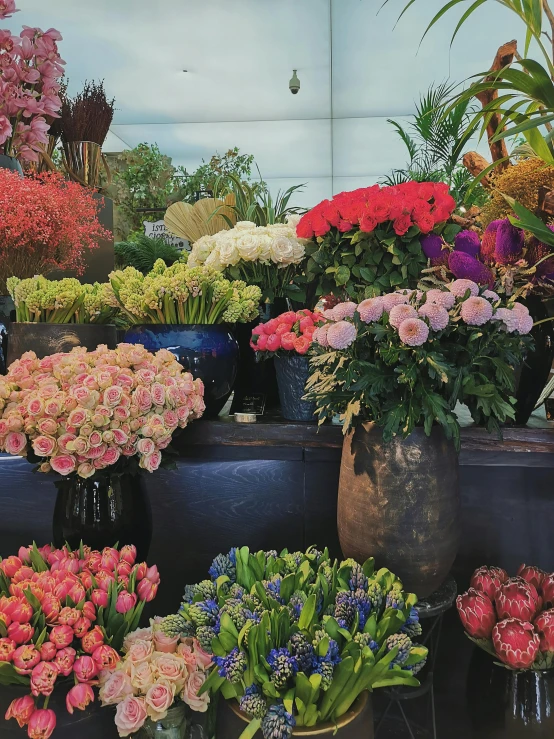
[
  {"left": 53, "top": 647, "right": 76, "bottom": 677},
  {"left": 90, "top": 589, "right": 108, "bottom": 609},
  {"left": 492, "top": 618, "right": 540, "bottom": 669},
  {"left": 496, "top": 577, "right": 540, "bottom": 621},
  {"left": 73, "top": 617, "right": 92, "bottom": 639},
  {"left": 27, "top": 708, "right": 56, "bottom": 739},
  {"left": 5, "top": 694, "right": 35, "bottom": 728},
  {"left": 66, "top": 683, "right": 94, "bottom": 714},
  {"left": 456, "top": 588, "right": 497, "bottom": 639},
  {"left": 534, "top": 609, "right": 554, "bottom": 653},
  {"left": 0, "top": 638, "right": 16, "bottom": 662},
  {"left": 49, "top": 625, "right": 74, "bottom": 650},
  {"left": 8, "top": 622, "right": 34, "bottom": 645},
  {"left": 101, "top": 548, "right": 119, "bottom": 572},
  {"left": 92, "top": 644, "right": 120, "bottom": 671},
  {"left": 154, "top": 631, "right": 179, "bottom": 654},
  {"left": 82, "top": 601, "right": 96, "bottom": 622},
  {"left": 117, "top": 561, "right": 132, "bottom": 578},
  {"left": 39, "top": 643, "right": 57, "bottom": 662},
  {"left": 1, "top": 556, "right": 22, "bottom": 578},
  {"left": 542, "top": 574, "right": 554, "bottom": 607},
  {"left": 58, "top": 607, "right": 80, "bottom": 627},
  {"left": 10, "top": 600, "right": 33, "bottom": 625},
  {"left": 73, "top": 655, "right": 98, "bottom": 683},
  {"left": 517, "top": 564, "right": 547, "bottom": 591},
  {"left": 137, "top": 578, "right": 158, "bottom": 603},
  {"left": 17, "top": 547, "right": 31, "bottom": 564},
  {"left": 12, "top": 645, "right": 40, "bottom": 674},
  {"left": 116, "top": 591, "right": 137, "bottom": 615},
  {"left": 30, "top": 661, "right": 59, "bottom": 697},
  {"left": 145, "top": 565, "right": 160, "bottom": 585},
  {"left": 119, "top": 545, "right": 137, "bottom": 566},
  {"left": 41, "top": 595, "right": 61, "bottom": 625},
  {"left": 133, "top": 562, "right": 147, "bottom": 581},
  {"left": 81, "top": 625, "right": 104, "bottom": 654}
]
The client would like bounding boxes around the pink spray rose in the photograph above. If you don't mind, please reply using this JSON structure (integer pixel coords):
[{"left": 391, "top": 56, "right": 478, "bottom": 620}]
[
  {"left": 145, "top": 681, "right": 175, "bottom": 721},
  {"left": 99, "top": 669, "right": 134, "bottom": 706},
  {"left": 181, "top": 671, "right": 209, "bottom": 713}
]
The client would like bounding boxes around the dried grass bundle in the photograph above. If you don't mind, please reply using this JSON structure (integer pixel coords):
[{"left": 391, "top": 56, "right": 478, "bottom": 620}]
[
  {"left": 164, "top": 195, "right": 237, "bottom": 243},
  {"left": 60, "top": 80, "right": 115, "bottom": 146}
]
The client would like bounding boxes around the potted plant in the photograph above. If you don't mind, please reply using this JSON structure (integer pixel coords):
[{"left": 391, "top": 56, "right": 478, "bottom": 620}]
[
  {"left": 5, "top": 277, "right": 119, "bottom": 366},
  {"left": 250, "top": 309, "right": 320, "bottom": 421},
  {"left": 0, "top": 541, "right": 160, "bottom": 739},
  {"left": 0, "top": 343, "right": 205, "bottom": 554},
  {"left": 305, "top": 281, "right": 533, "bottom": 596},
  {"left": 295, "top": 181, "right": 457, "bottom": 304},
  {"left": 110, "top": 259, "right": 261, "bottom": 417},
  {"left": 0, "top": 2, "right": 64, "bottom": 172},
  {"left": 97, "top": 622, "right": 213, "bottom": 739},
  {"left": 458, "top": 563, "right": 554, "bottom": 737},
  {"left": 159, "top": 547, "right": 427, "bottom": 738}
]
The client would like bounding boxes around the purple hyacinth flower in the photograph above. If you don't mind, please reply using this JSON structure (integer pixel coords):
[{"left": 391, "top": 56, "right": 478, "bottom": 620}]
[
  {"left": 449, "top": 251, "right": 494, "bottom": 288},
  {"left": 420, "top": 233, "right": 444, "bottom": 259},
  {"left": 454, "top": 230, "right": 481, "bottom": 257},
  {"left": 494, "top": 220, "right": 524, "bottom": 265},
  {"left": 480, "top": 219, "right": 504, "bottom": 265}
]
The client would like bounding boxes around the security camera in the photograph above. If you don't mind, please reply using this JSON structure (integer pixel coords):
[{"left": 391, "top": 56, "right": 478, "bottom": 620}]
[{"left": 289, "top": 69, "right": 300, "bottom": 95}]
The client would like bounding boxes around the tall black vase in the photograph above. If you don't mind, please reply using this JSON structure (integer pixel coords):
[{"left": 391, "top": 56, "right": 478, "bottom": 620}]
[
  {"left": 515, "top": 296, "right": 554, "bottom": 425},
  {"left": 0, "top": 154, "right": 23, "bottom": 175},
  {"left": 52, "top": 472, "right": 153, "bottom": 560}
]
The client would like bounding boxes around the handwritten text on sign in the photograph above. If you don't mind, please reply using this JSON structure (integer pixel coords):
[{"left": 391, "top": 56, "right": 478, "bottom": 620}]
[{"left": 143, "top": 220, "right": 188, "bottom": 251}]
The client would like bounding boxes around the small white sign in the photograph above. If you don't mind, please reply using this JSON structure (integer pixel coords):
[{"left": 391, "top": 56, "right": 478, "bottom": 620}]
[{"left": 143, "top": 220, "right": 189, "bottom": 251}]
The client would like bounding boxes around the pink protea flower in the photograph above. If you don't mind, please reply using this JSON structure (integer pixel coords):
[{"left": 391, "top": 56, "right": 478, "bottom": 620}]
[
  {"left": 460, "top": 297, "right": 493, "bottom": 326},
  {"left": 418, "top": 303, "right": 449, "bottom": 331},
  {"left": 517, "top": 564, "right": 547, "bottom": 591},
  {"left": 534, "top": 609, "right": 554, "bottom": 653},
  {"left": 331, "top": 301, "right": 357, "bottom": 320},
  {"left": 382, "top": 293, "right": 409, "bottom": 312},
  {"left": 448, "top": 279, "right": 479, "bottom": 298},
  {"left": 470, "top": 565, "right": 508, "bottom": 601},
  {"left": 425, "top": 289, "right": 456, "bottom": 310},
  {"left": 492, "top": 618, "right": 540, "bottom": 669},
  {"left": 496, "top": 577, "right": 540, "bottom": 621},
  {"left": 456, "top": 588, "right": 497, "bottom": 639},
  {"left": 357, "top": 297, "right": 384, "bottom": 323},
  {"left": 327, "top": 321, "right": 357, "bottom": 350},
  {"left": 398, "top": 318, "right": 429, "bottom": 347},
  {"left": 389, "top": 304, "right": 417, "bottom": 329}
]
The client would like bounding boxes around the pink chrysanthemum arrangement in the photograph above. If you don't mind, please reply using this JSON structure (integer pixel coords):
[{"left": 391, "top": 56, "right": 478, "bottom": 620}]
[{"left": 305, "top": 282, "right": 533, "bottom": 444}]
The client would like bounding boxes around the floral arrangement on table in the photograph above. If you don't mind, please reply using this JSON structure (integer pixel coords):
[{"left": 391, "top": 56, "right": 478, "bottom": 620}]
[
  {"left": 159, "top": 547, "right": 427, "bottom": 739},
  {"left": 0, "top": 343, "right": 205, "bottom": 479},
  {"left": 420, "top": 218, "right": 554, "bottom": 298},
  {"left": 188, "top": 219, "right": 307, "bottom": 302},
  {"left": 98, "top": 622, "right": 213, "bottom": 737},
  {"left": 250, "top": 309, "right": 321, "bottom": 357},
  {"left": 457, "top": 563, "right": 554, "bottom": 670},
  {"left": 7, "top": 276, "right": 118, "bottom": 325},
  {"left": 0, "top": 2, "right": 64, "bottom": 162},
  {"left": 0, "top": 541, "right": 160, "bottom": 738},
  {"left": 304, "top": 280, "right": 534, "bottom": 446},
  {"left": 295, "top": 182, "right": 457, "bottom": 302},
  {"left": 0, "top": 170, "right": 111, "bottom": 294},
  {"left": 109, "top": 259, "right": 262, "bottom": 326}
]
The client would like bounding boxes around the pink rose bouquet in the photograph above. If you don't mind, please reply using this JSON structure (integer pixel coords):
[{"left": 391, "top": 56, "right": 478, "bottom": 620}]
[
  {"left": 305, "top": 282, "right": 533, "bottom": 447},
  {"left": 0, "top": 343, "right": 205, "bottom": 479},
  {"left": 99, "top": 623, "right": 212, "bottom": 737},
  {"left": 457, "top": 563, "right": 554, "bottom": 671},
  {"left": 1, "top": 542, "right": 160, "bottom": 737}
]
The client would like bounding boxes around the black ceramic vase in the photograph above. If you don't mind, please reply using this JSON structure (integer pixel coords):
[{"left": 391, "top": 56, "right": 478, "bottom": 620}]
[
  {"left": 514, "top": 296, "right": 554, "bottom": 425},
  {"left": 6, "top": 323, "right": 118, "bottom": 366},
  {"left": 274, "top": 354, "right": 316, "bottom": 421},
  {"left": 467, "top": 648, "right": 554, "bottom": 737},
  {"left": 52, "top": 472, "right": 153, "bottom": 560},
  {"left": 123, "top": 324, "right": 239, "bottom": 417},
  {"left": 0, "top": 154, "right": 23, "bottom": 175}
]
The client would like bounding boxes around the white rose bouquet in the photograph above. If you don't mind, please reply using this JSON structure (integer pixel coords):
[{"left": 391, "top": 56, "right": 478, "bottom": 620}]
[{"left": 188, "top": 219, "right": 307, "bottom": 302}]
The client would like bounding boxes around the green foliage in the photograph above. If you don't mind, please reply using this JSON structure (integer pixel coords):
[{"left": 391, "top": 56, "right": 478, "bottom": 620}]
[
  {"left": 213, "top": 172, "right": 306, "bottom": 226},
  {"left": 114, "top": 234, "right": 183, "bottom": 274},
  {"left": 178, "top": 148, "right": 266, "bottom": 204}
]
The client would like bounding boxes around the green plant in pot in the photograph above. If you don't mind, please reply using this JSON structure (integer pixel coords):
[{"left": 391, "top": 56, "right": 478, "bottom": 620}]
[
  {"left": 305, "top": 281, "right": 533, "bottom": 596},
  {"left": 160, "top": 547, "right": 427, "bottom": 738}
]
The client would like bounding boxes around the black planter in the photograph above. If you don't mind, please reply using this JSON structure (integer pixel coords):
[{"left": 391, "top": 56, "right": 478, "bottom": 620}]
[
  {"left": 274, "top": 354, "right": 316, "bottom": 421},
  {"left": 0, "top": 295, "right": 13, "bottom": 374},
  {"left": 467, "top": 648, "right": 554, "bottom": 737},
  {"left": 0, "top": 154, "right": 23, "bottom": 175},
  {"left": 6, "top": 323, "right": 118, "bottom": 366},
  {"left": 53, "top": 472, "right": 153, "bottom": 561},
  {"left": 123, "top": 324, "right": 239, "bottom": 418},
  {"left": 514, "top": 296, "right": 554, "bottom": 425}
]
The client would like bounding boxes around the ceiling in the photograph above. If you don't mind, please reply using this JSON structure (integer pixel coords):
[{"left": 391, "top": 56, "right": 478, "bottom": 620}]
[{"left": 12, "top": 0, "right": 523, "bottom": 205}]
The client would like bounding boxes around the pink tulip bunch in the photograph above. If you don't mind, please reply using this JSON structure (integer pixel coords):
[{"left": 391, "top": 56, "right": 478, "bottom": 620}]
[
  {"left": 457, "top": 563, "right": 554, "bottom": 671},
  {"left": 1, "top": 542, "right": 160, "bottom": 738},
  {"left": 99, "top": 623, "right": 212, "bottom": 737},
  {"left": 0, "top": 2, "right": 64, "bottom": 161},
  {"left": 0, "top": 343, "right": 205, "bottom": 479}
]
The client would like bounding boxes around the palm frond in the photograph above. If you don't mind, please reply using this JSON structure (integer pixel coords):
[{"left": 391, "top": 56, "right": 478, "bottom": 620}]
[{"left": 114, "top": 235, "right": 183, "bottom": 274}]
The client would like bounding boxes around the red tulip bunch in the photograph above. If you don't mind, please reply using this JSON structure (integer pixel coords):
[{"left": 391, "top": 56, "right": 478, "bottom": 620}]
[
  {"left": 457, "top": 564, "right": 554, "bottom": 670},
  {"left": 250, "top": 309, "right": 322, "bottom": 356},
  {"left": 0, "top": 543, "right": 160, "bottom": 738}
]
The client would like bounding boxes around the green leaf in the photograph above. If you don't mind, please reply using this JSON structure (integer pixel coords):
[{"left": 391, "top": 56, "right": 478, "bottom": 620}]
[
  {"left": 335, "top": 265, "right": 351, "bottom": 286},
  {"left": 238, "top": 717, "right": 262, "bottom": 738},
  {"left": 220, "top": 612, "right": 240, "bottom": 639},
  {"left": 298, "top": 594, "right": 317, "bottom": 631}
]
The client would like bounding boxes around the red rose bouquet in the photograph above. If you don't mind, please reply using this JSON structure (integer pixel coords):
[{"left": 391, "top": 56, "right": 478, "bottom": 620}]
[
  {"left": 457, "top": 563, "right": 554, "bottom": 670},
  {"left": 296, "top": 182, "right": 457, "bottom": 302},
  {"left": 250, "top": 309, "right": 321, "bottom": 357},
  {"left": 0, "top": 542, "right": 160, "bottom": 737}
]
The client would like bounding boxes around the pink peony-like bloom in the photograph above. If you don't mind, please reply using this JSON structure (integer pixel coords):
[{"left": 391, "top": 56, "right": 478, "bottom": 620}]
[
  {"left": 50, "top": 455, "right": 76, "bottom": 476},
  {"left": 493, "top": 308, "right": 522, "bottom": 334},
  {"left": 145, "top": 681, "right": 175, "bottom": 721},
  {"left": 27, "top": 708, "right": 56, "bottom": 739},
  {"left": 30, "top": 661, "right": 58, "bottom": 697},
  {"left": 66, "top": 683, "right": 94, "bottom": 715},
  {"left": 12, "top": 645, "right": 40, "bottom": 673},
  {"left": 357, "top": 297, "right": 384, "bottom": 323},
  {"left": 418, "top": 303, "right": 449, "bottom": 331},
  {"left": 116, "top": 591, "right": 137, "bottom": 615},
  {"left": 327, "top": 321, "right": 357, "bottom": 350},
  {"left": 448, "top": 279, "right": 479, "bottom": 298},
  {"left": 115, "top": 696, "right": 148, "bottom": 737},
  {"left": 53, "top": 647, "right": 76, "bottom": 677},
  {"left": 81, "top": 625, "right": 104, "bottom": 654},
  {"left": 425, "top": 289, "right": 456, "bottom": 310},
  {"left": 4, "top": 432, "right": 26, "bottom": 455},
  {"left": 398, "top": 318, "right": 429, "bottom": 347},
  {"left": 73, "top": 655, "right": 98, "bottom": 683},
  {"left": 382, "top": 293, "right": 409, "bottom": 312},
  {"left": 492, "top": 618, "right": 540, "bottom": 669},
  {"left": 483, "top": 290, "right": 500, "bottom": 302},
  {"left": 32, "top": 436, "right": 56, "bottom": 458},
  {"left": 8, "top": 622, "right": 34, "bottom": 645},
  {"left": 5, "top": 694, "right": 35, "bottom": 728},
  {"left": 92, "top": 644, "right": 120, "bottom": 671},
  {"left": 0, "top": 637, "right": 16, "bottom": 662},
  {"left": 460, "top": 296, "right": 493, "bottom": 326},
  {"left": 312, "top": 325, "right": 329, "bottom": 347},
  {"left": 331, "top": 301, "right": 357, "bottom": 320},
  {"left": 389, "top": 304, "right": 417, "bottom": 329},
  {"left": 99, "top": 669, "right": 134, "bottom": 706}
]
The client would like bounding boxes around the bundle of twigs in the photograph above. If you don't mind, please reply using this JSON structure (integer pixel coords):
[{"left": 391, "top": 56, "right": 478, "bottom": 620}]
[{"left": 60, "top": 80, "right": 115, "bottom": 145}]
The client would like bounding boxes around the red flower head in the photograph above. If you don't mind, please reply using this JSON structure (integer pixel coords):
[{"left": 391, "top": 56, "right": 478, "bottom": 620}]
[
  {"left": 0, "top": 637, "right": 16, "bottom": 662},
  {"left": 7, "top": 599, "right": 32, "bottom": 624},
  {"left": 12, "top": 644, "right": 40, "bottom": 674},
  {"left": 119, "top": 545, "right": 137, "bottom": 567},
  {"left": 30, "top": 661, "right": 58, "bottom": 697},
  {"left": 542, "top": 573, "right": 554, "bottom": 608},
  {"left": 91, "top": 644, "right": 120, "bottom": 671},
  {"left": 73, "top": 655, "right": 98, "bottom": 683},
  {"left": 496, "top": 577, "right": 540, "bottom": 622},
  {"left": 534, "top": 609, "right": 554, "bottom": 654},
  {"left": 49, "top": 624, "right": 74, "bottom": 650},
  {"left": 8, "top": 621, "right": 34, "bottom": 645},
  {"left": 81, "top": 625, "right": 104, "bottom": 654},
  {"left": 39, "top": 642, "right": 57, "bottom": 662},
  {"left": 518, "top": 564, "right": 547, "bottom": 592},
  {"left": 58, "top": 607, "right": 80, "bottom": 627},
  {"left": 53, "top": 647, "right": 76, "bottom": 677},
  {"left": 1, "top": 556, "right": 22, "bottom": 578},
  {"left": 456, "top": 588, "right": 497, "bottom": 639},
  {"left": 41, "top": 594, "right": 61, "bottom": 625},
  {"left": 470, "top": 566, "right": 508, "bottom": 601},
  {"left": 492, "top": 618, "right": 540, "bottom": 669},
  {"left": 82, "top": 601, "right": 96, "bottom": 622}
]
